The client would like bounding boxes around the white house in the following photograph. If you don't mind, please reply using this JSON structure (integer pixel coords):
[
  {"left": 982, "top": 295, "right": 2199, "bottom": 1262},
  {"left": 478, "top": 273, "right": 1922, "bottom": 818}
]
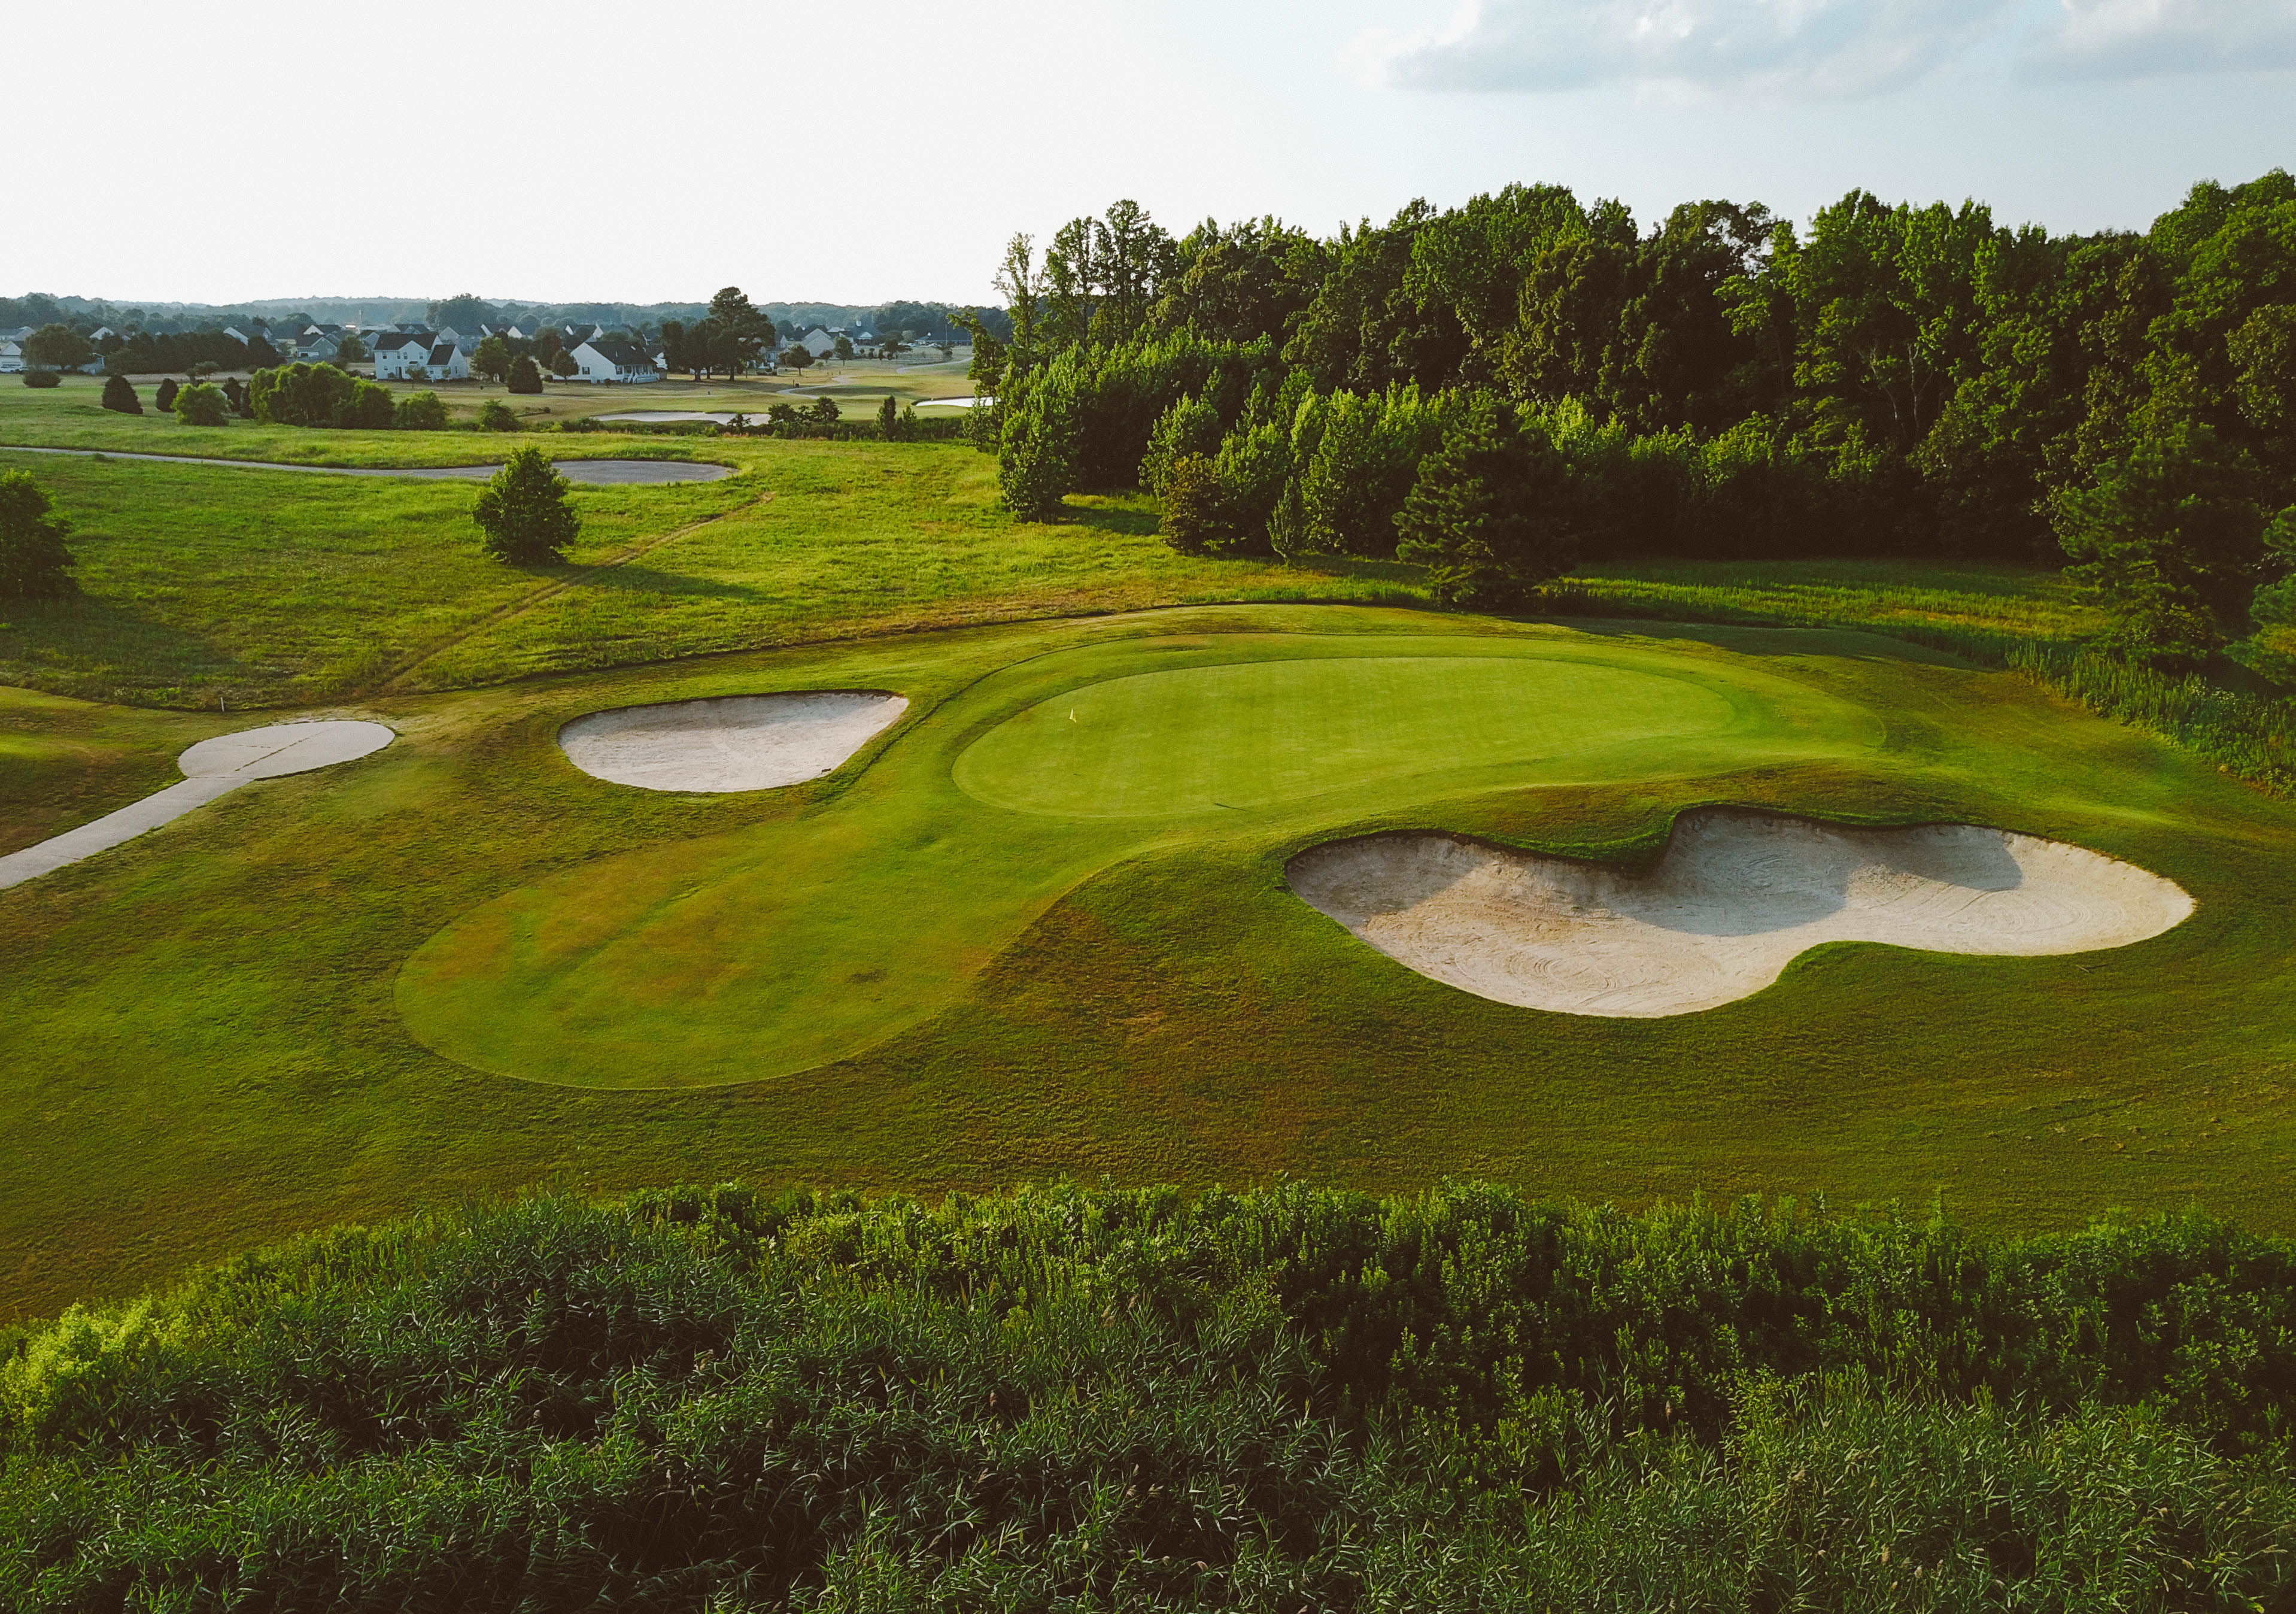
[
  {"left": 0, "top": 339, "right": 20, "bottom": 374},
  {"left": 296, "top": 332, "right": 346, "bottom": 364},
  {"left": 371, "top": 330, "right": 439, "bottom": 380},
  {"left": 569, "top": 335, "right": 660, "bottom": 384},
  {"left": 798, "top": 326, "right": 837, "bottom": 359},
  {"left": 423, "top": 341, "right": 471, "bottom": 381}
]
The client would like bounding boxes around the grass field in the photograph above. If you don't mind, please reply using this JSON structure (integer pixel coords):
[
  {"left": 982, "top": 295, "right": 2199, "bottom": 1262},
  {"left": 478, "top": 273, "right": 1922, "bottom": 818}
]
[{"left": 6, "top": 602, "right": 2296, "bottom": 1325}]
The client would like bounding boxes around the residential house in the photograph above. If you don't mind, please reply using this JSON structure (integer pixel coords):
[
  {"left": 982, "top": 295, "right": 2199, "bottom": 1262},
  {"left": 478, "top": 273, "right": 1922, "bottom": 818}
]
[
  {"left": 568, "top": 335, "right": 660, "bottom": 383},
  {"left": 798, "top": 327, "right": 837, "bottom": 359},
  {"left": 423, "top": 340, "right": 471, "bottom": 381},
  {"left": 371, "top": 330, "right": 440, "bottom": 380},
  {"left": 296, "top": 332, "right": 346, "bottom": 364},
  {"left": 0, "top": 338, "right": 21, "bottom": 374}
]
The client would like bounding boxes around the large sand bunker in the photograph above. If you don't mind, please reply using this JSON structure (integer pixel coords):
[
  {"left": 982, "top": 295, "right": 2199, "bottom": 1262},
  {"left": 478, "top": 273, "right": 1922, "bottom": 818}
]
[
  {"left": 558, "top": 692, "right": 908, "bottom": 793},
  {"left": 1286, "top": 810, "right": 2194, "bottom": 1017},
  {"left": 0, "top": 719, "right": 393, "bottom": 891}
]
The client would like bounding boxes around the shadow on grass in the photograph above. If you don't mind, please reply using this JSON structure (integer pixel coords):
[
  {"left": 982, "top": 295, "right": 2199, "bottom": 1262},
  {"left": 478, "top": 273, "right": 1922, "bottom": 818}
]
[{"left": 0, "top": 593, "right": 253, "bottom": 700}]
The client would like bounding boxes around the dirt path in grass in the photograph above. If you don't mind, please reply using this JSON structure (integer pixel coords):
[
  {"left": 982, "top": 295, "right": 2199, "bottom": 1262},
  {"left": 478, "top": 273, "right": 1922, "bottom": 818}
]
[{"left": 373, "top": 493, "right": 772, "bottom": 694}]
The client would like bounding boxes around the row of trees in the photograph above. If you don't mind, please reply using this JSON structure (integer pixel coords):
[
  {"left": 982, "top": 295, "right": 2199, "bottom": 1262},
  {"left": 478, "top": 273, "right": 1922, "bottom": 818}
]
[{"left": 986, "top": 177, "right": 2296, "bottom": 671}]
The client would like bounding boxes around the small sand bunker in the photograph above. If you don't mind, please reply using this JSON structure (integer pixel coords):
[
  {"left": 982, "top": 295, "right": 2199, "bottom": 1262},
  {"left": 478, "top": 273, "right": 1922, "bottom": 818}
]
[
  {"left": 1286, "top": 810, "right": 2193, "bottom": 1017},
  {"left": 0, "top": 719, "right": 393, "bottom": 892},
  {"left": 558, "top": 692, "right": 907, "bottom": 793}
]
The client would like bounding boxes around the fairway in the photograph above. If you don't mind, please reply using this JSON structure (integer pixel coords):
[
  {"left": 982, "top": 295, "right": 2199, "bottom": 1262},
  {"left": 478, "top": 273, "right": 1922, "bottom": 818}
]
[{"left": 7, "top": 602, "right": 2296, "bottom": 1320}]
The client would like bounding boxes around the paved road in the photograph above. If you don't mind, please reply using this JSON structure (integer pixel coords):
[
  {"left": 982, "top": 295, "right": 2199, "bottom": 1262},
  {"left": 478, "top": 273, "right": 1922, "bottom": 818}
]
[{"left": 0, "top": 445, "right": 734, "bottom": 485}]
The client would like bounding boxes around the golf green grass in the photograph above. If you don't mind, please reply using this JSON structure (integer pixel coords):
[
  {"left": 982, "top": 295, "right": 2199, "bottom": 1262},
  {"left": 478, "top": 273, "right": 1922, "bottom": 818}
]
[
  {"left": 401, "top": 632, "right": 1884, "bottom": 1089},
  {"left": 8, "top": 602, "right": 2296, "bottom": 1324}
]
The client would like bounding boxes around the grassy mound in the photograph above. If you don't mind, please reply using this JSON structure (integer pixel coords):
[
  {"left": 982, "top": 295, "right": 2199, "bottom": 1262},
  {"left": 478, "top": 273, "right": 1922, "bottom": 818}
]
[{"left": 5, "top": 1182, "right": 2294, "bottom": 1609}]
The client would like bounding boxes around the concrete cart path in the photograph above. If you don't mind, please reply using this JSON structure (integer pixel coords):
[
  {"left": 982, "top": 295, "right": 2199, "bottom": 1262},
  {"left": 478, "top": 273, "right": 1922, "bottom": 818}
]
[
  {"left": 0, "top": 445, "right": 733, "bottom": 484},
  {"left": 0, "top": 720, "right": 395, "bottom": 892}
]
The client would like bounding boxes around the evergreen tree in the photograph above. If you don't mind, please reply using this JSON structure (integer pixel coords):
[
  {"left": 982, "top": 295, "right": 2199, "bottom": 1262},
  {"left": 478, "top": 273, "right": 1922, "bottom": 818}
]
[
  {"left": 876, "top": 392, "right": 901, "bottom": 440},
  {"left": 1395, "top": 393, "right": 1579, "bottom": 608},
  {"left": 155, "top": 377, "right": 180, "bottom": 412},
  {"left": 2055, "top": 421, "right": 2268, "bottom": 671},
  {"left": 0, "top": 471, "right": 75, "bottom": 600},
  {"left": 1158, "top": 454, "right": 1227, "bottom": 554},
  {"left": 99, "top": 375, "right": 142, "bottom": 415},
  {"left": 506, "top": 355, "right": 544, "bottom": 395},
  {"left": 473, "top": 447, "right": 580, "bottom": 563}
]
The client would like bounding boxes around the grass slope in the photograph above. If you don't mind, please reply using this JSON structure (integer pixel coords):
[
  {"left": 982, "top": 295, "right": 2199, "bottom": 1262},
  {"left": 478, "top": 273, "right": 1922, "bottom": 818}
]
[{"left": 4, "top": 604, "right": 2295, "bottom": 1324}]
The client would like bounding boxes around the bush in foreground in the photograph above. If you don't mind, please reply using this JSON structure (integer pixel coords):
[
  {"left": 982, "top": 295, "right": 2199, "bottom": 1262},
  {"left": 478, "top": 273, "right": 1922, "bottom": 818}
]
[
  {"left": 0, "top": 471, "right": 76, "bottom": 600},
  {"left": 472, "top": 445, "right": 578, "bottom": 563},
  {"left": 4, "top": 1183, "right": 2296, "bottom": 1610}
]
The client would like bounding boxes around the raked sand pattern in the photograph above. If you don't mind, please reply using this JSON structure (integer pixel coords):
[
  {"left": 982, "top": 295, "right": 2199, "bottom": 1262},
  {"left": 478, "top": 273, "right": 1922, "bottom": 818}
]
[
  {"left": 1286, "top": 809, "right": 2194, "bottom": 1017},
  {"left": 558, "top": 692, "right": 909, "bottom": 793}
]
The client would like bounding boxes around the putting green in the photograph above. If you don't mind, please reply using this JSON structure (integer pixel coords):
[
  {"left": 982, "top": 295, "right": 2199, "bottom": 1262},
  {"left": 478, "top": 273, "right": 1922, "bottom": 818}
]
[
  {"left": 953, "top": 655, "right": 1738, "bottom": 817},
  {"left": 397, "top": 629, "right": 1882, "bottom": 1089}
]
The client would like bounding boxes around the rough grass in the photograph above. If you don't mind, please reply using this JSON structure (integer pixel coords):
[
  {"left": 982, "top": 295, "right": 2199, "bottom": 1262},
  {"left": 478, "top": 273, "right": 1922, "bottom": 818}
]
[{"left": 5, "top": 605, "right": 2296, "bottom": 1324}]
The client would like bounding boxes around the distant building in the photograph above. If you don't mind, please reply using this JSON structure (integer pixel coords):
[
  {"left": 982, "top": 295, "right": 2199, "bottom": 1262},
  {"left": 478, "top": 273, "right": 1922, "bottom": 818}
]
[
  {"left": 423, "top": 341, "right": 471, "bottom": 381},
  {"left": 799, "top": 327, "right": 837, "bottom": 358},
  {"left": 0, "top": 338, "right": 21, "bottom": 374},
  {"left": 569, "top": 336, "right": 660, "bottom": 383},
  {"left": 371, "top": 330, "right": 440, "bottom": 380}
]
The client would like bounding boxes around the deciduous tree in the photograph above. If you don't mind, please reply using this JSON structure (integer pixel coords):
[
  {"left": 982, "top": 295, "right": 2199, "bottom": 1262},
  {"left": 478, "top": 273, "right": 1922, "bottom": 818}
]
[{"left": 0, "top": 471, "right": 75, "bottom": 600}]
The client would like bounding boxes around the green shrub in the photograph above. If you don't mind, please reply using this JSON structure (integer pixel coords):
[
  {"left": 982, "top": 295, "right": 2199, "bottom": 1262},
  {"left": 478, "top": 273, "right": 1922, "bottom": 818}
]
[
  {"left": 0, "top": 471, "right": 76, "bottom": 600},
  {"left": 98, "top": 375, "right": 141, "bottom": 415},
  {"left": 476, "top": 399, "right": 520, "bottom": 432},
  {"left": 1158, "top": 453, "right": 1226, "bottom": 554},
  {"left": 506, "top": 355, "right": 543, "bottom": 395},
  {"left": 171, "top": 383, "right": 229, "bottom": 427},
  {"left": 154, "top": 378, "right": 178, "bottom": 412},
  {"left": 392, "top": 390, "right": 448, "bottom": 431},
  {"left": 472, "top": 446, "right": 579, "bottom": 563},
  {"left": 19, "top": 369, "right": 60, "bottom": 389},
  {"left": 7, "top": 1185, "right": 2296, "bottom": 1609}
]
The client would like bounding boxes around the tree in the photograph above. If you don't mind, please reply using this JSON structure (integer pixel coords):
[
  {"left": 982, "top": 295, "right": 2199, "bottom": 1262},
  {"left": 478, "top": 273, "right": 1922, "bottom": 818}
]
[
  {"left": 155, "top": 378, "right": 180, "bottom": 412},
  {"left": 394, "top": 391, "right": 448, "bottom": 430},
  {"left": 548, "top": 350, "right": 578, "bottom": 380},
  {"left": 707, "top": 287, "right": 775, "bottom": 375},
  {"left": 338, "top": 335, "right": 369, "bottom": 363},
  {"left": 2055, "top": 421, "right": 2270, "bottom": 671},
  {"left": 781, "top": 344, "right": 815, "bottom": 372},
  {"left": 0, "top": 471, "right": 76, "bottom": 600},
  {"left": 876, "top": 392, "right": 902, "bottom": 439},
  {"left": 20, "top": 369, "right": 60, "bottom": 389},
  {"left": 1394, "top": 393, "right": 1580, "bottom": 608},
  {"left": 1158, "top": 454, "right": 1226, "bottom": 555},
  {"left": 810, "top": 397, "right": 840, "bottom": 426},
  {"left": 472, "top": 335, "right": 513, "bottom": 385},
  {"left": 506, "top": 355, "right": 544, "bottom": 394},
  {"left": 100, "top": 375, "right": 142, "bottom": 415},
  {"left": 834, "top": 335, "right": 855, "bottom": 362},
  {"left": 172, "top": 383, "right": 230, "bottom": 427},
  {"left": 427, "top": 293, "right": 502, "bottom": 333},
  {"left": 658, "top": 320, "right": 688, "bottom": 377},
  {"left": 221, "top": 377, "right": 250, "bottom": 417},
  {"left": 22, "top": 323, "right": 94, "bottom": 373},
  {"left": 473, "top": 447, "right": 579, "bottom": 563}
]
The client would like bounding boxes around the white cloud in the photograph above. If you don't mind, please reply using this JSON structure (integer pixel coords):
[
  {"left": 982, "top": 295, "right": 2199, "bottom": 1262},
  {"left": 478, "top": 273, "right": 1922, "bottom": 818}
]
[
  {"left": 1350, "top": 0, "right": 2016, "bottom": 97},
  {"left": 2021, "top": 0, "right": 2296, "bottom": 78}
]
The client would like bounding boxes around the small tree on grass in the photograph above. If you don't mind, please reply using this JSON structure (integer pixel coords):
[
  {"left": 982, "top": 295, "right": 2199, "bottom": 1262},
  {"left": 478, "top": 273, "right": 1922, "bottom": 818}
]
[
  {"left": 173, "top": 382, "right": 230, "bottom": 427},
  {"left": 100, "top": 375, "right": 142, "bottom": 415},
  {"left": 548, "top": 351, "right": 578, "bottom": 380},
  {"left": 393, "top": 390, "right": 448, "bottom": 430},
  {"left": 472, "top": 335, "right": 512, "bottom": 385},
  {"left": 154, "top": 378, "right": 180, "bottom": 412},
  {"left": 780, "top": 345, "right": 815, "bottom": 372},
  {"left": 1159, "top": 454, "right": 1228, "bottom": 555},
  {"left": 473, "top": 447, "right": 579, "bottom": 563},
  {"left": 22, "top": 324, "right": 94, "bottom": 374},
  {"left": 506, "top": 354, "right": 544, "bottom": 395},
  {"left": 875, "top": 392, "right": 901, "bottom": 440},
  {"left": 0, "top": 471, "right": 77, "bottom": 600},
  {"left": 1393, "top": 393, "right": 1578, "bottom": 608}
]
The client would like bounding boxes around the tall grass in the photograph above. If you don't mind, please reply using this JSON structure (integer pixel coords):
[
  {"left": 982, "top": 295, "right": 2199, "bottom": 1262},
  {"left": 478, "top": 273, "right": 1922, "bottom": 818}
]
[{"left": 4, "top": 1183, "right": 2295, "bottom": 1609}]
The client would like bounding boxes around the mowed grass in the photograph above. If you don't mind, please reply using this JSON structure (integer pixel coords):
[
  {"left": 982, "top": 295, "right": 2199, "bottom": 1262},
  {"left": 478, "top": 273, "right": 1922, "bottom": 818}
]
[{"left": 5, "top": 603, "right": 2295, "bottom": 1323}]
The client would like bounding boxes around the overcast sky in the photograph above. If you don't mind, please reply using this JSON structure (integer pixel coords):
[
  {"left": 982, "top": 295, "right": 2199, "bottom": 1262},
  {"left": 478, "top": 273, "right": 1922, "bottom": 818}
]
[{"left": 6, "top": 0, "right": 2291, "bottom": 308}]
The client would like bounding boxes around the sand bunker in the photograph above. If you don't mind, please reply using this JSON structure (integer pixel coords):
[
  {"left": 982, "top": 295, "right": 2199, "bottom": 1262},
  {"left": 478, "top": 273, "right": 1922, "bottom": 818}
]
[
  {"left": 558, "top": 692, "right": 908, "bottom": 793},
  {"left": 0, "top": 719, "right": 393, "bottom": 892},
  {"left": 1286, "top": 810, "right": 2193, "bottom": 1017}
]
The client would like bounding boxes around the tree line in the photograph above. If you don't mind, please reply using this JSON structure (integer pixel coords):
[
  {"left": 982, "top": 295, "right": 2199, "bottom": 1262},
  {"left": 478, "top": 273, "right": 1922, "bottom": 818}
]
[{"left": 985, "top": 176, "right": 2296, "bottom": 671}]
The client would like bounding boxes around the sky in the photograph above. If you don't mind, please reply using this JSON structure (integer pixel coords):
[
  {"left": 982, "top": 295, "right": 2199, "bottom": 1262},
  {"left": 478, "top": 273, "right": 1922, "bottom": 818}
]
[{"left": 5, "top": 0, "right": 2291, "bottom": 309}]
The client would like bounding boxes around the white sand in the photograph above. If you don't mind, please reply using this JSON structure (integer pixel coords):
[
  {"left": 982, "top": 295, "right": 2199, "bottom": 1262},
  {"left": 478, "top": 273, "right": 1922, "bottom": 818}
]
[
  {"left": 558, "top": 692, "right": 908, "bottom": 793},
  {"left": 1286, "top": 810, "right": 2194, "bottom": 1017},
  {"left": 0, "top": 719, "right": 393, "bottom": 892}
]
